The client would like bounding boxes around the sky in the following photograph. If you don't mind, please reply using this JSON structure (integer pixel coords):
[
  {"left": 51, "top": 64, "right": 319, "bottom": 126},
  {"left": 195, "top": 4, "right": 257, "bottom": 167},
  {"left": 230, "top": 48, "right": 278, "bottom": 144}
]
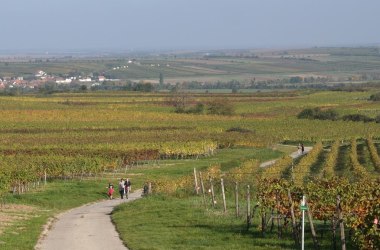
[{"left": 1, "top": 0, "right": 380, "bottom": 52}]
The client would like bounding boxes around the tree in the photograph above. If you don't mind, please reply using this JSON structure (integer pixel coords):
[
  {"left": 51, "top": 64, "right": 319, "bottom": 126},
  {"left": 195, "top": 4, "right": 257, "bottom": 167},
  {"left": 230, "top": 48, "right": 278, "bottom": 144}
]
[
  {"left": 159, "top": 72, "right": 164, "bottom": 86},
  {"left": 369, "top": 92, "right": 380, "bottom": 101},
  {"left": 207, "top": 100, "right": 234, "bottom": 116},
  {"left": 80, "top": 85, "right": 87, "bottom": 91},
  {"left": 297, "top": 107, "right": 339, "bottom": 121}
]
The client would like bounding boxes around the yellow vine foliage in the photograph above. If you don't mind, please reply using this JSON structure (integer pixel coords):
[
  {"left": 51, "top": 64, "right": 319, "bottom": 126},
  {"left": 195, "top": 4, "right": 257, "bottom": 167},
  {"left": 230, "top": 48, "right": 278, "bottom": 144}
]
[
  {"left": 349, "top": 138, "right": 369, "bottom": 179},
  {"left": 262, "top": 156, "right": 293, "bottom": 180},
  {"left": 227, "top": 159, "right": 260, "bottom": 184},
  {"left": 293, "top": 142, "right": 323, "bottom": 186},
  {"left": 323, "top": 140, "right": 340, "bottom": 178},
  {"left": 366, "top": 137, "right": 380, "bottom": 171}
]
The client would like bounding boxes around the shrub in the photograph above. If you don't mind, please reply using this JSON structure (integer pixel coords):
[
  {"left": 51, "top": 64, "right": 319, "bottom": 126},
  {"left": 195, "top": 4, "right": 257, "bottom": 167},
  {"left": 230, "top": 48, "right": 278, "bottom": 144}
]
[
  {"left": 342, "top": 114, "right": 374, "bottom": 123},
  {"left": 207, "top": 100, "right": 234, "bottom": 115},
  {"left": 369, "top": 92, "right": 380, "bottom": 101},
  {"left": 297, "top": 107, "right": 339, "bottom": 120},
  {"left": 226, "top": 127, "right": 253, "bottom": 133},
  {"left": 175, "top": 103, "right": 205, "bottom": 114},
  {"left": 297, "top": 108, "right": 317, "bottom": 119},
  {"left": 375, "top": 114, "right": 380, "bottom": 123},
  {"left": 187, "top": 103, "right": 205, "bottom": 114}
]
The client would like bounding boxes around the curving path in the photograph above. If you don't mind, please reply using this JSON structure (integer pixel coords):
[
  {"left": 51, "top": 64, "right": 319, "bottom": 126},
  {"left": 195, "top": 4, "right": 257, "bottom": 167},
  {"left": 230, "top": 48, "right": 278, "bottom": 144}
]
[
  {"left": 260, "top": 146, "right": 312, "bottom": 168},
  {"left": 36, "top": 189, "right": 142, "bottom": 250}
]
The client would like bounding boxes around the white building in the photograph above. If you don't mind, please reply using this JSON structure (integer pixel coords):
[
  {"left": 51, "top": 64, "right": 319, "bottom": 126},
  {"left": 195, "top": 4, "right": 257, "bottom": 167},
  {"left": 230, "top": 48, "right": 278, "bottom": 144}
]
[
  {"left": 79, "top": 78, "right": 92, "bottom": 82},
  {"left": 35, "top": 70, "right": 47, "bottom": 78},
  {"left": 56, "top": 78, "right": 72, "bottom": 84}
]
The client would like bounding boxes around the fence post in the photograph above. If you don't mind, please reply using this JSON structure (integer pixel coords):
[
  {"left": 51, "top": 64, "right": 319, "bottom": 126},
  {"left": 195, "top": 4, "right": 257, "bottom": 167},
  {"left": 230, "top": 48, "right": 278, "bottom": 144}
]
[
  {"left": 44, "top": 169, "right": 47, "bottom": 185},
  {"left": 193, "top": 168, "right": 199, "bottom": 195},
  {"left": 288, "top": 189, "right": 299, "bottom": 246},
  {"left": 337, "top": 195, "right": 346, "bottom": 250},
  {"left": 221, "top": 178, "right": 227, "bottom": 213},
  {"left": 199, "top": 172, "right": 206, "bottom": 207},
  {"left": 148, "top": 182, "right": 152, "bottom": 194},
  {"left": 306, "top": 201, "right": 320, "bottom": 249},
  {"left": 301, "top": 195, "right": 306, "bottom": 250},
  {"left": 209, "top": 176, "right": 215, "bottom": 208},
  {"left": 235, "top": 182, "right": 239, "bottom": 218},
  {"left": 247, "top": 185, "right": 251, "bottom": 229}
]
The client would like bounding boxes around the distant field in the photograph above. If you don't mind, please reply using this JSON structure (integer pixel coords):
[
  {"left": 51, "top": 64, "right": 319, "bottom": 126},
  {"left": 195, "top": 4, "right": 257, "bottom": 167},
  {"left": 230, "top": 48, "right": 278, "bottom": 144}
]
[{"left": 1, "top": 47, "right": 380, "bottom": 84}]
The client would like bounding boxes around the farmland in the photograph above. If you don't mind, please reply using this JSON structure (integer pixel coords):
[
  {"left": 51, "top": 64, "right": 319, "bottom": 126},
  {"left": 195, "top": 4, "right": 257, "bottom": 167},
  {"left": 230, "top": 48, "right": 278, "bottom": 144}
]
[
  {"left": 1, "top": 47, "right": 380, "bottom": 87},
  {"left": 0, "top": 87, "right": 379, "bottom": 249},
  {"left": 2, "top": 47, "right": 380, "bottom": 249}
]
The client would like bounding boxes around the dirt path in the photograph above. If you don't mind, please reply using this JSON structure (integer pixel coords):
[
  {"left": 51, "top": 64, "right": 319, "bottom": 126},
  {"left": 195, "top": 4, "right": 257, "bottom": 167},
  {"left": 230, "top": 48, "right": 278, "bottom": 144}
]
[
  {"left": 260, "top": 146, "right": 312, "bottom": 168},
  {"left": 36, "top": 189, "right": 142, "bottom": 250}
]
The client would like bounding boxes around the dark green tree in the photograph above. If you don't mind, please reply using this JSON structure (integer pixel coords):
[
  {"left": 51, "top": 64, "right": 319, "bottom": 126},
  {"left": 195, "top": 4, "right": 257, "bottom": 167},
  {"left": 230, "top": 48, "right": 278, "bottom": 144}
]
[{"left": 159, "top": 72, "right": 164, "bottom": 86}]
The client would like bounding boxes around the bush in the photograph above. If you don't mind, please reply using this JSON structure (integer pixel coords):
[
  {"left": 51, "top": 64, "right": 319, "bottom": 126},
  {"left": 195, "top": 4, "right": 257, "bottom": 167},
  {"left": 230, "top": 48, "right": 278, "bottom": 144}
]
[
  {"left": 314, "top": 109, "right": 339, "bottom": 120},
  {"left": 342, "top": 114, "right": 374, "bottom": 123},
  {"left": 369, "top": 92, "right": 380, "bottom": 101},
  {"left": 297, "top": 108, "right": 316, "bottom": 119},
  {"left": 207, "top": 100, "right": 234, "bottom": 115},
  {"left": 187, "top": 103, "right": 205, "bottom": 114},
  {"left": 375, "top": 115, "right": 380, "bottom": 123},
  {"left": 297, "top": 107, "right": 339, "bottom": 120},
  {"left": 226, "top": 127, "right": 253, "bottom": 133},
  {"left": 175, "top": 103, "right": 205, "bottom": 114}
]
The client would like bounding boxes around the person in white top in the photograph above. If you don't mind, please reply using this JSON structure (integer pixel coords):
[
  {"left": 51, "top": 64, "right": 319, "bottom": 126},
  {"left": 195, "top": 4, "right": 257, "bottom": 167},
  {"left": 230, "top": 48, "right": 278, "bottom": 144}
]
[{"left": 118, "top": 178, "right": 125, "bottom": 199}]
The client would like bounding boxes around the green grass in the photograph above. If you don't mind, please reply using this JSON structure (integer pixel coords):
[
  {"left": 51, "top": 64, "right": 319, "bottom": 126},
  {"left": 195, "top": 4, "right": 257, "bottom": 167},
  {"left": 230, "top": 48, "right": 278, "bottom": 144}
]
[
  {"left": 113, "top": 194, "right": 353, "bottom": 250},
  {"left": 0, "top": 180, "right": 109, "bottom": 250},
  {"left": 113, "top": 195, "right": 297, "bottom": 250}
]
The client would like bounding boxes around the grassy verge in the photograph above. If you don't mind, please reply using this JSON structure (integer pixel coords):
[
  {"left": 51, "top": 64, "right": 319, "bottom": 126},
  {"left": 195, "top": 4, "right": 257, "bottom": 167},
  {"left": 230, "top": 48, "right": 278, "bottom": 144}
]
[
  {"left": 113, "top": 195, "right": 297, "bottom": 250},
  {"left": 113, "top": 194, "right": 349, "bottom": 250},
  {"left": 0, "top": 180, "right": 108, "bottom": 250}
]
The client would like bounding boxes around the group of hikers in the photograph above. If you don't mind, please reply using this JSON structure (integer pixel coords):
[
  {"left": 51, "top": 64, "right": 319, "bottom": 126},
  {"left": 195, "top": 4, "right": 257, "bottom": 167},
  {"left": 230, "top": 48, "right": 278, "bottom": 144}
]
[
  {"left": 107, "top": 178, "right": 131, "bottom": 200},
  {"left": 297, "top": 143, "right": 305, "bottom": 155}
]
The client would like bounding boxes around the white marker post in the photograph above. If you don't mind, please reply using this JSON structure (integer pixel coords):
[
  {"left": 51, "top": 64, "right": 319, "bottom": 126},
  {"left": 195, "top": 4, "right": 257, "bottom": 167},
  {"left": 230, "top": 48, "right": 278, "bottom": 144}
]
[{"left": 300, "top": 195, "right": 307, "bottom": 250}]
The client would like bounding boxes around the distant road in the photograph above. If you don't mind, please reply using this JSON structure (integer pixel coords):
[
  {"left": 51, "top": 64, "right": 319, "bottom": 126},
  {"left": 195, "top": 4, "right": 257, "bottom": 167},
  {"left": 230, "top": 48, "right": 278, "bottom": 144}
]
[{"left": 36, "top": 189, "right": 142, "bottom": 250}]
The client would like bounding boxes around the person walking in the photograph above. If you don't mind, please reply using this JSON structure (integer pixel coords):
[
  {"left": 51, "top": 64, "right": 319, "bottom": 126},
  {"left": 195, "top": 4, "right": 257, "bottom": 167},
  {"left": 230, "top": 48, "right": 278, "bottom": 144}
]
[
  {"left": 124, "top": 178, "right": 131, "bottom": 199},
  {"left": 118, "top": 178, "right": 125, "bottom": 199},
  {"left": 301, "top": 143, "right": 305, "bottom": 154},
  {"left": 107, "top": 183, "right": 114, "bottom": 200}
]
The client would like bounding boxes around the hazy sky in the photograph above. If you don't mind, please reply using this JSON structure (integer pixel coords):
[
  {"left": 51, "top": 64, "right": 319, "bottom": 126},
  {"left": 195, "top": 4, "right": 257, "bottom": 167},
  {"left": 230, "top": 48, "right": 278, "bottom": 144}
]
[{"left": 2, "top": 0, "right": 380, "bottom": 51}]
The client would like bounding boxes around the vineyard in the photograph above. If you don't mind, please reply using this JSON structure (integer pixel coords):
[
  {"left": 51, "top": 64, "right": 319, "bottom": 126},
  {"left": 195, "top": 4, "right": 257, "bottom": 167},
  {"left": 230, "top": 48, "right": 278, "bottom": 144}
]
[
  {"left": 1, "top": 90, "right": 380, "bottom": 249},
  {"left": 149, "top": 138, "right": 380, "bottom": 249}
]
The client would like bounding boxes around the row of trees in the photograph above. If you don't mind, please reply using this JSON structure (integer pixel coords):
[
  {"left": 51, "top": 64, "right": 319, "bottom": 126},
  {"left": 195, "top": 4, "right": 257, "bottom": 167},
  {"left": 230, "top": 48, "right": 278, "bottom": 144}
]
[{"left": 297, "top": 107, "right": 380, "bottom": 123}]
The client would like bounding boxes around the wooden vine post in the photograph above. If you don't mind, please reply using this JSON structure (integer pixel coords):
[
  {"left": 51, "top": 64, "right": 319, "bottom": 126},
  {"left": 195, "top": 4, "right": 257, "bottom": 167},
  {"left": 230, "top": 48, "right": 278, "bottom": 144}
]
[
  {"left": 235, "top": 182, "right": 239, "bottom": 218},
  {"left": 337, "top": 195, "right": 346, "bottom": 250},
  {"left": 306, "top": 200, "right": 320, "bottom": 249},
  {"left": 199, "top": 172, "right": 206, "bottom": 206},
  {"left": 288, "top": 189, "right": 300, "bottom": 246},
  {"left": 221, "top": 178, "right": 227, "bottom": 213},
  {"left": 247, "top": 185, "right": 251, "bottom": 229},
  {"left": 193, "top": 168, "right": 199, "bottom": 195},
  {"left": 44, "top": 169, "right": 47, "bottom": 186},
  {"left": 209, "top": 176, "right": 216, "bottom": 208}
]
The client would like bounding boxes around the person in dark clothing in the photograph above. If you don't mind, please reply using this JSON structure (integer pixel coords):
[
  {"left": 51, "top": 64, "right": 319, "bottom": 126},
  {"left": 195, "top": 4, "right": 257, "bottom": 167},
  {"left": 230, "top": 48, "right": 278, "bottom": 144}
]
[
  {"left": 124, "top": 178, "right": 131, "bottom": 199},
  {"left": 301, "top": 143, "right": 305, "bottom": 154},
  {"left": 118, "top": 178, "right": 125, "bottom": 199}
]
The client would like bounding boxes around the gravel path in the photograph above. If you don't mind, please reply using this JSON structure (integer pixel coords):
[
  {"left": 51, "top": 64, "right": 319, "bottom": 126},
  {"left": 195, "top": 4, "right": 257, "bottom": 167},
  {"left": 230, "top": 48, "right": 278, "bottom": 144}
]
[
  {"left": 260, "top": 146, "right": 312, "bottom": 168},
  {"left": 36, "top": 189, "right": 143, "bottom": 250}
]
